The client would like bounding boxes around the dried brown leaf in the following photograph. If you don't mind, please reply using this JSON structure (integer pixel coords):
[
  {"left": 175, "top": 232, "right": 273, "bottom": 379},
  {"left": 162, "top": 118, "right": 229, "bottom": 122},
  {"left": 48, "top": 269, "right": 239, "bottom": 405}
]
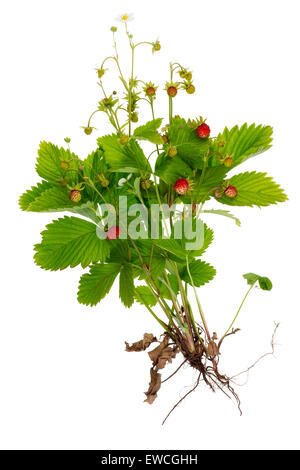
[
  {"left": 125, "top": 333, "right": 157, "bottom": 352},
  {"left": 144, "top": 369, "right": 162, "bottom": 404},
  {"left": 148, "top": 335, "right": 178, "bottom": 370}
]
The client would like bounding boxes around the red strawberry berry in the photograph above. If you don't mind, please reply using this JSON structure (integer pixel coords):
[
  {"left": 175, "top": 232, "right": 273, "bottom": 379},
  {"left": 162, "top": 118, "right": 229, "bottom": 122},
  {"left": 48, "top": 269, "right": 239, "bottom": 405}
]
[
  {"left": 146, "top": 87, "right": 156, "bottom": 97},
  {"left": 224, "top": 185, "right": 238, "bottom": 199},
  {"left": 196, "top": 123, "right": 210, "bottom": 139},
  {"left": 106, "top": 225, "right": 120, "bottom": 240},
  {"left": 69, "top": 190, "right": 81, "bottom": 203},
  {"left": 167, "top": 86, "right": 178, "bottom": 97},
  {"left": 174, "top": 178, "right": 189, "bottom": 195}
]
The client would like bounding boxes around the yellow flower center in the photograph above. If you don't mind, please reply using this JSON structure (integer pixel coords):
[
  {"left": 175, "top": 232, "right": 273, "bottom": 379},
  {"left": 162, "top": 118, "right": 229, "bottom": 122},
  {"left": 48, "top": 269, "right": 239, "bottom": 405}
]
[{"left": 122, "top": 14, "right": 128, "bottom": 21}]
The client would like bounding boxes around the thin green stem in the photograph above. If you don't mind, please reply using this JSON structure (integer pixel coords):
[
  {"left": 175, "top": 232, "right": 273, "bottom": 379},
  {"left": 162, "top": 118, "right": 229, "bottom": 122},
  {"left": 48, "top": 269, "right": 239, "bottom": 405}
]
[
  {"left": 220, "top": 284, "right": 255, "bottom": 342},
  {"left": 112, "top": 33, "right": 128, "bottom": 90},
  {"left": 185, "top": 255, "right": 211, "bottom": 341}
]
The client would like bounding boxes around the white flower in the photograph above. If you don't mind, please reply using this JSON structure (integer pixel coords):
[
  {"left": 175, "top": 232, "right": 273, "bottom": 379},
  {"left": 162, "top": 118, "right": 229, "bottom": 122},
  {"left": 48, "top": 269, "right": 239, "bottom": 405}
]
[{"left": 116, "top": 13, "right": 134, "bottom": 23}]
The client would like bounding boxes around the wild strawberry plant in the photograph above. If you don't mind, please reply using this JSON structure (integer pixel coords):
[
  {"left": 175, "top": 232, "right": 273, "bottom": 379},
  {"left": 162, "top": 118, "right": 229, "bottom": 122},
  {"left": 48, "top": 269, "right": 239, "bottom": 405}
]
[{"left": 20, "top": 15, "right": 287, "bottom": 419}]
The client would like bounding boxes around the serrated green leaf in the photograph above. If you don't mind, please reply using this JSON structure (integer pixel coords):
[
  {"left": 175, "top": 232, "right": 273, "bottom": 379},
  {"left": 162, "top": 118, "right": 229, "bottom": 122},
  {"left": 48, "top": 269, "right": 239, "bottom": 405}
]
[
  {"left": 99, "top": 134, "right": 152, "bottom": 174},
  {"left": 26, "top": 185, "right": 83, "bottom": 212},
  {"left": 213, "top": 123, "right": 273, "bottom": 168},
  {"left": 135, "top": 286, "right": 157, "bottom": 307},
  {"left": 36, "top": 141, "right": 79, "bottom": 183},
  {"left": 155, "top": 154, "right": 193, "bottom": 184},
  {"left": 218, "top": 172, "right": 287, "bottom": 207},
  {"left": 189, "top": 223, "right": 214, "bottom": 257},
  {"left": 34, "top": 216, "right": 110, "bottom": 270},
  {"left": 133, "top": 119, "right": 164, "bottom": 144},
  {"left": 243, "top": 273, "right": 272, "bottom": 290},
  {"left": 119, "top": 264, "right": 135, "bottom": 307},
  {"left": 19, "top": 181, "right": 54, "bottom": 210},
  {"left": 182, "top": 259, "right": 216, "bottom": 287},
  {"left": 78, "top": 263, "right": 121, "bottom": 306}
]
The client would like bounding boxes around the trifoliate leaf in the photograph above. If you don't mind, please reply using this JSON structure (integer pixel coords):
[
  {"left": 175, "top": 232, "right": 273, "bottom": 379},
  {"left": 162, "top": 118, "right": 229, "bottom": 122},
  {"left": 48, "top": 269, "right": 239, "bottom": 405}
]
[
  {"left": 135, "top": 286, "right": 157, "bottom": 307},
  {"left": 19, "top": 181, "right": 54, "bottom": 210},
  {"left": 78, "top": 263, "right": 121, "bottom": 306},
  {"left": 133, "top": 119, "right": 164, "bottom": 145},
  {"left": 218, "top": 172, "right": 287, "bottom": 207},
  {"left": 34, "top": 216, "right": 110, "bottom": 270},
  {"left": 119, "top": 264, "right": 135, "bottom": 307},
  {"left": 243, "top": 273, "right": 273, "bottom": 290},
  {"left": 182, "top": 260, "right": 216, "bottom": 287}
]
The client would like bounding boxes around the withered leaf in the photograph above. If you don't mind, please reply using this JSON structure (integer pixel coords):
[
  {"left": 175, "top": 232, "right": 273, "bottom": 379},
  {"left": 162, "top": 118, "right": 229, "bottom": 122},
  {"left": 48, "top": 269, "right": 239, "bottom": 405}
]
[
  {"left": 207, "top": 341, "right": 219, "bottom": 357},
  {"left": 148, "top": 335, "right": 178, "bottom": 370},
  {"left": 125, "top": 333, "right": 157, "bottom": 352},
  {"left": 144, "top": 368, "right": 162, "bottom": 404}
]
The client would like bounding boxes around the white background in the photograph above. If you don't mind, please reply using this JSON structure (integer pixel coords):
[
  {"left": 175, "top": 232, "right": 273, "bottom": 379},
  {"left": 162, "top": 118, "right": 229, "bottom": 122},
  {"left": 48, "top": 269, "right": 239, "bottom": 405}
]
[{"left": 0, "top": 0, "right": 299, "bottom": 450}]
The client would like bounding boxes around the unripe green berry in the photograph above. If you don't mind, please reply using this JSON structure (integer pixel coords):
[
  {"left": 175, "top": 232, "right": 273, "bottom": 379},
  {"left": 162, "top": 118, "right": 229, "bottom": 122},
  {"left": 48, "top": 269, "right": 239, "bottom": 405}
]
[
  {"left": 60, "top": 161, "right": 70, "bottom": 171},
  {"left": 119, "top": 135, "right": 129, "bottom": 145},
  {"left": 186, "top": 84, "right": 195, "bottom": 94},
  {"left": 141, "top": 179, "right": 152, "bottom": 190},
  {"left": 83, "top": 127, "right": 93, "bottom": 135},
  {"left": 168, "top": 146, "right": 177, "bottom": 157},
  {"left": 224, "top": 157, "right": 234, "bottom": 167}
]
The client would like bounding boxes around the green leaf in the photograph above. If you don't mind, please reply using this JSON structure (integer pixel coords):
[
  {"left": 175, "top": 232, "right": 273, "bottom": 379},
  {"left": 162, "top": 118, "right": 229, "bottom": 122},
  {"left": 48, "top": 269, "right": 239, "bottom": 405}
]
[
  {"left": 182, "top": 260, "right": 216, "bottom": 287},
  {"left": 34, "top": 216, "right": 110, "bottom": 270},
  {"left": 189, "top": 223, "right": 214, "bottom": 257},
  {"left": 243, "top": 273, "right": 272, "bottom": 290},
  {"left": 202, "top": 209, "right": 241, "bottom": 227},
  {"left": 135, "top": 286, "right": 157, "bottom": 307},
  {"left": 213, "top": 123, "right": 273, "bottom": 168},
  {"left": 36, "top": 141, "right": 79, "bottom": 183},
  {"left": 187, "top": 166, "right": 228, "bottom": 204},
  {"left": 119, "top": 264, "right": 135, "bottom": 307},
  {"left": 133, "top": 119, "right": 164, "bottom": 145},
  {"left": 218, "top": 172, "right": 287, "bottom": 207},
  {"left": 78, "top": 263, "right": 121, "bottom": 306},
  {"left": 155, "top": 154, "right": 193, "bottom": 184},
  {"left": 99, "top": 134, "right": 152, "bottom": 174},
  {"left": 168, "top": 117, "right": 210, "bottom": 169},
  {"left": 25, "top": 185, "right": 84, "bottom": 212},
  {"left": 19, "top": 181, "right": 53, "bottom": 210}
]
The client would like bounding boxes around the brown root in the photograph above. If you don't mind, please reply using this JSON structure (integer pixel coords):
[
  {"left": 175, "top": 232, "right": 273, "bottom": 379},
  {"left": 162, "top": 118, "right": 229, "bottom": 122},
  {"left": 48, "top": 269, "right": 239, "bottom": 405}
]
[
  {"left": 126, "top": 323, "right": 279, "bottom": 423},
  {"left": 230, "top": 322, "right": 279, "bottom": 384}
]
